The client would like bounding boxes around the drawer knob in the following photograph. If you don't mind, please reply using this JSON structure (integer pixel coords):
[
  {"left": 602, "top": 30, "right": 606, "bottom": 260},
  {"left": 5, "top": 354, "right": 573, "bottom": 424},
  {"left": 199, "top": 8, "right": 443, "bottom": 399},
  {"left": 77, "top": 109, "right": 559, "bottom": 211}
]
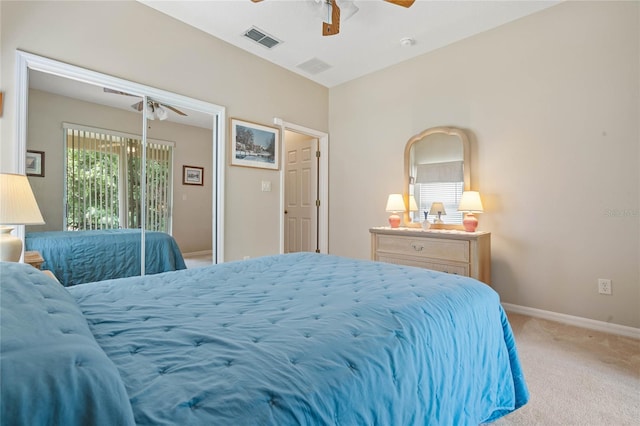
[{"left": 410, "top": 243, "right": 424, "bottom": 252}]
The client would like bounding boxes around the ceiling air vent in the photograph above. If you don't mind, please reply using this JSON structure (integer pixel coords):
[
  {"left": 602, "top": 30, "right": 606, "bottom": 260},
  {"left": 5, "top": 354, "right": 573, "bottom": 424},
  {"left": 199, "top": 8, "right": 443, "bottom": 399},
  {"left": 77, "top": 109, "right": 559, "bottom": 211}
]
[
  {"left": 296, "top": 58, "right": 332, "bottom": 75},
  {"left": 243, "top": 26, "right": 281, "bottom": 49}
]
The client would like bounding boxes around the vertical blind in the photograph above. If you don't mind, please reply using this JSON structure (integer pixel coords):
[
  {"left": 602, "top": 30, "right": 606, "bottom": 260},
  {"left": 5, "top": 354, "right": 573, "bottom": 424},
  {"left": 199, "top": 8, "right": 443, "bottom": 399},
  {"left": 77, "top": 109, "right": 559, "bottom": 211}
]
[{"left": 64, "top": 124, "right": 173, "bottom": 233}]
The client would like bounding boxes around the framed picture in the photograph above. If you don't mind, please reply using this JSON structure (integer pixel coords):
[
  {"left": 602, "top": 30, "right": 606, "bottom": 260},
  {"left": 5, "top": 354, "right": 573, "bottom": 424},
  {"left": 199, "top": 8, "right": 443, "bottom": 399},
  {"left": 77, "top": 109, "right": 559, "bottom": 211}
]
[
  {"left": 183, "top": 165, "right": 204, "bottom": 186},
  {"left": 230, "top": 118, "right": 280, "bottom": 170},
  {"left": 26, "top": 150, "right": 45, "bottom": 177}
]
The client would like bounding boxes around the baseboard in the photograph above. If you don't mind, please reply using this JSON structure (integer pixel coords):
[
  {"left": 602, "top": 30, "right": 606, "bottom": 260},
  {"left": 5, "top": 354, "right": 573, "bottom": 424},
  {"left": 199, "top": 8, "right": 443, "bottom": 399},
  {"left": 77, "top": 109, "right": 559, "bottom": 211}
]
[
  {"left": 502, "top": 303, "right": 640, "bottom": 340},
  {"left": 182, "top": 250, "right": 213, "bottom": 258}
]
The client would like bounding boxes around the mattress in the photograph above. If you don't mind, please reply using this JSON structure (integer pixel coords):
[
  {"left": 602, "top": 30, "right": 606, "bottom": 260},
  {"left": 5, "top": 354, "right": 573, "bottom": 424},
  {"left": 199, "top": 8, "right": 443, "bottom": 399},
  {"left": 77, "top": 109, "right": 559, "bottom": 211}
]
[{"left": 67, "top": 253, "right": 528, "bottom": 425}]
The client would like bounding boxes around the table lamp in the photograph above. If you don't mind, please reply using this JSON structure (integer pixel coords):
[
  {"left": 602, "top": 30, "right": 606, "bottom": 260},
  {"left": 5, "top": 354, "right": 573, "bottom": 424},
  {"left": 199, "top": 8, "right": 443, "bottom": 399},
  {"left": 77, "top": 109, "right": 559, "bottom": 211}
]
[
  {"left": 385, "top": 193, "right": 405, "bottom": 228},
  {"left": 408, "top": 195, "right": 419, "bottom": 221},
  {"left": 458, "top": 191, "right": 484, "bottom": 232},
  {"left": 429, "top": 202, "right": 446, "bottom": 224},
  {"left": 0, "top": 173, "right": 45, "bottom": 261}
]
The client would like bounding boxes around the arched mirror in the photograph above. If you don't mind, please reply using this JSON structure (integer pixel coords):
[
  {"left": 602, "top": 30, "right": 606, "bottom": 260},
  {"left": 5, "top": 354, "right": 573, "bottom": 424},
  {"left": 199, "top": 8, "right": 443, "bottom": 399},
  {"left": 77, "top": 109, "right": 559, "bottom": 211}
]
[{"left": 403, "top": 126, "right": 470, "bottom": 228}]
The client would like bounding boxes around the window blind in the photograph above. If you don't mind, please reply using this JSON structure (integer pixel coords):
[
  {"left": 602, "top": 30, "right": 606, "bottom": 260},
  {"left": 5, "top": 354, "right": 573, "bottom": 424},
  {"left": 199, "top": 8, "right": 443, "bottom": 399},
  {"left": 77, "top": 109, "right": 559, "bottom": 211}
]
[
  {"left": 64, "top": 124, "right": 173, "bottom": 232},
  {"left": 414, "top": 181, "right": 464, "bottom": 224}
]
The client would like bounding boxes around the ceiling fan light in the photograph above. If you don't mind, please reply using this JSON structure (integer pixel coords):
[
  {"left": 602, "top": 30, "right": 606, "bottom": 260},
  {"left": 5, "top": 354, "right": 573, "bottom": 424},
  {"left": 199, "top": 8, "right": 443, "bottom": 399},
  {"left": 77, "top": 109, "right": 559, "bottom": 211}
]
[
  {"left": 338, "top": 0, "right": 358, "bottom": 20},
  {"left": 156, "top": 105, "right": 168, "bottom": 121},
  {"left": 146, "top": 103, "right": 155, "bottom": 120},
  {"left": 308, "top": 0, "right": 326, "bottom": 19}
]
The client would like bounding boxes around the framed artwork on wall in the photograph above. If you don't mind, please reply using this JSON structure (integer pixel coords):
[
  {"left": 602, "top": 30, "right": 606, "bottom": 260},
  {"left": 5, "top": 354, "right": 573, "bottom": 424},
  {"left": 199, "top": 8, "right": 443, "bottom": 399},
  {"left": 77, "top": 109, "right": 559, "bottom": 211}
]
[
  {"left": 26, "top": 150, "right": 45, "bottom": 177},
  {"left": 230, "top": 118, "right": 280, "bottom": 170},
  {"left": 183, "top": 165, "right": 204, "bottom": 186}
]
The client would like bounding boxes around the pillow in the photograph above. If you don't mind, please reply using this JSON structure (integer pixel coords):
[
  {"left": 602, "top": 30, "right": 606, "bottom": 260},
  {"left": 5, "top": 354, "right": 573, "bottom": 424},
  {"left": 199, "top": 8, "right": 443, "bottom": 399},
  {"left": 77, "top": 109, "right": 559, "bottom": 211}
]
[{"left": 0, "top": 262, "right": 135, "bottom": 426}]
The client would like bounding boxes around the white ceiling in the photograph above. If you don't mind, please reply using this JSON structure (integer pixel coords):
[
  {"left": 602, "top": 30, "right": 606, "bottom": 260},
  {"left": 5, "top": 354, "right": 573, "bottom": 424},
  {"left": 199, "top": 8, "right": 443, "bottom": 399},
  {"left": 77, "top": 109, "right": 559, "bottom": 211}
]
[
  {"left": 30, "top": 0, "right": 560, "bottom": 129},
  {"left": 139, "top": 0, "right": 560, "bottom": 88},
  {"left": 29, "top": 69, "right": 214, "bottom": 129}
]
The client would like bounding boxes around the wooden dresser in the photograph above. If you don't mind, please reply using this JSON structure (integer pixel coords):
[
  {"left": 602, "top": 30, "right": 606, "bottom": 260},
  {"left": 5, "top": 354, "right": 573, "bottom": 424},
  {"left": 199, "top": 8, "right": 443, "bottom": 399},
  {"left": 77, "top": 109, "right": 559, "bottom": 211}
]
[{"left": 369, "top": 227, "right": 491, "bottom": 285}]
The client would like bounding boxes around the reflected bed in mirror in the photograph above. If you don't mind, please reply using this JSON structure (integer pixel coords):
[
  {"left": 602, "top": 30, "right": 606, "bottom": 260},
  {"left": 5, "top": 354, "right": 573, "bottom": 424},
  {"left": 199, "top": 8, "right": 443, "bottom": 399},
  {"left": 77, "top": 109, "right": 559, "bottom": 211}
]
[
  {"left": 16, "top": 51, "right": 224, "bottom": 273},
  {"left": 403, "top": 127, "right": 470, "bottom": 229}
]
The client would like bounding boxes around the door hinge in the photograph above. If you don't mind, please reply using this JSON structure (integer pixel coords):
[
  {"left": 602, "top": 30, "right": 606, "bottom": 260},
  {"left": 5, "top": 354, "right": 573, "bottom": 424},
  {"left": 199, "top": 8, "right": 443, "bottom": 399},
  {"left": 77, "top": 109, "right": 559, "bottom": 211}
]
[
  {"left": 315, "top": 249, "right": 320, "bottom": 253},
  {"left": 316, "top": 150, "right": 321, "bottom": 158},
  {"left": 315, "top": 199, "right": 320, "bottom": 207}
]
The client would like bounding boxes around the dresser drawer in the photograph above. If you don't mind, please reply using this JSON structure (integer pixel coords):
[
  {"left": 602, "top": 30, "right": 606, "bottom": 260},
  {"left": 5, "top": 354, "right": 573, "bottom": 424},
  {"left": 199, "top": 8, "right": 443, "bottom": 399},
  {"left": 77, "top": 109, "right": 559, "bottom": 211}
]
[
  {"left": 376, "top": 234, "right": 469, "bottom": 263},
  {"left": 377, "top": 254, "right": 469, "bottom": 276}
]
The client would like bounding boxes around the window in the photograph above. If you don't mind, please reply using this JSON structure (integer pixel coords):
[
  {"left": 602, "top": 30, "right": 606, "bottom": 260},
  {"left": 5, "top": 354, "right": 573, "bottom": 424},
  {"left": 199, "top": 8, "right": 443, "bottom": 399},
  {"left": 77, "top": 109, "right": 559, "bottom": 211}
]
[
  {"left": 64, "top": 124, "right": 173, "bottom": 232},
  {"left": 414, "top": 182, "right": 464, "bottom": 224},
  {"left": 411, "top": 160, "right": 464, "bottom": 224}
]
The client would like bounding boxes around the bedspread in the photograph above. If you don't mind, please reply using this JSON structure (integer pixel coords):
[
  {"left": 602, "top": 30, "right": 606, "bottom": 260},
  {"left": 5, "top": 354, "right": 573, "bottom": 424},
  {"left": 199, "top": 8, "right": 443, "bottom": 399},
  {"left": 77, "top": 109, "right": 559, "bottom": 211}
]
[
  {"left": 26, "top": 229, "right": 186, "bottom": 286},
  {"left": 68, "top": 253, "right": 528, "bottom": 425}
]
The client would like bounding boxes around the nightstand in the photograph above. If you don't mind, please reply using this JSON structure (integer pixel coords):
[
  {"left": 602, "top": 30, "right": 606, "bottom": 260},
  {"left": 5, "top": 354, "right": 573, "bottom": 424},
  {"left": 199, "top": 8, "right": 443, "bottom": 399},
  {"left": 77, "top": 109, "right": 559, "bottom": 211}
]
[
  {"left": 370, "top": 227, "right": 491, "bottom": 285},
  {"left": 24, "top": 251, "right": 44, "bottom": 270}
]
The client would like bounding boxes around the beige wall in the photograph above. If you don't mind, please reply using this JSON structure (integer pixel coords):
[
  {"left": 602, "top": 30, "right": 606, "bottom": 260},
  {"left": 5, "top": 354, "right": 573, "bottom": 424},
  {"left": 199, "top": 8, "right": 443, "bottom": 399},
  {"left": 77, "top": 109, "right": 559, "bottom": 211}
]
[
  {"left": 0, "top": 0, "right": 329, "bottom": 261},
  {"left": 26, "top": 89, "right": 213, "bottom": 254},
  {"left": 329, "top": 1, "right": 639, "bottom": 328},
  {"left": 1, "top": 1, "right": 638, "bottom": 328}
]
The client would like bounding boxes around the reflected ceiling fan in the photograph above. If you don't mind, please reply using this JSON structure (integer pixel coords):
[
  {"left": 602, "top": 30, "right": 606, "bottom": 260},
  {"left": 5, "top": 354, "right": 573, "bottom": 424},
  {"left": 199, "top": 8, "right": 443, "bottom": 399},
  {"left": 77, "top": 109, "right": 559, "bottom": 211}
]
[
  {"left": 251, "top": 0, "right": 415, "bottom": 36},
  {"left": 103, "top": 88, "right": 187, "bottom": 120}
]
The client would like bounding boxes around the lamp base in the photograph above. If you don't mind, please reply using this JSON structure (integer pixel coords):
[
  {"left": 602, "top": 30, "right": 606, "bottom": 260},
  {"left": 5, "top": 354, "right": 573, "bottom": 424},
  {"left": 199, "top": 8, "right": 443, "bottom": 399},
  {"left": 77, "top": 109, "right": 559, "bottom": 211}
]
[
  {"left": 0, "top": 227, "right": 23, "bottom": 262},
  {"left": 462, "top": 213, "right": 479, "bottom": 232},
  {"left": 388, "top": 213, "right": 401, "bottom": 228}
]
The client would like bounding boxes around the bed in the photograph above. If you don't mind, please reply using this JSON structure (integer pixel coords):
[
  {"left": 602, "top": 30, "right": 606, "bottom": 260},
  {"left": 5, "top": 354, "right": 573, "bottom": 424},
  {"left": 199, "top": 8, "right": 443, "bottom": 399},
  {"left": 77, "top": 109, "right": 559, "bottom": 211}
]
[
  {"left": 0, "top": 253, "right": 528, "bottom": 425},
  {"left": 25, "top": 229, "right": 186, "bottom": 286}
]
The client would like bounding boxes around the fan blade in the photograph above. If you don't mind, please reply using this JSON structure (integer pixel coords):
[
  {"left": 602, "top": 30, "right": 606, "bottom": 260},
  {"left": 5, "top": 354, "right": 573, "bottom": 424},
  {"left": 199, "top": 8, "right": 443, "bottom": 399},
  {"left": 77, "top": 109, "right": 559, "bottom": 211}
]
[
  {"left": 250, "top": 0, "right": 263, "bottom": 2},
  {"left": 384, "top": 0, "right": 415, "bottom": 7},
  {"left": 131, "top": 101, "right": 144, "bottom": 112},
  {"left": 104, "top": 88, "right": 138, "bottom": 97},
  {"left": 160, "top": 103, "right": 188, "bottom": 116},
  {"left": 322, "top": 0, "right": 341, "bottom": 36}
]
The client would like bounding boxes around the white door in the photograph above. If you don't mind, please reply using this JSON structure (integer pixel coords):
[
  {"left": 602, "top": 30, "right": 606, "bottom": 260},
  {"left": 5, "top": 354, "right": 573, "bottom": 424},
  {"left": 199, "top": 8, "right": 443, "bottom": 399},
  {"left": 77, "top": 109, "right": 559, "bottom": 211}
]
[{"left": 284, "top": 132, "right": 318, "bottom": 253}]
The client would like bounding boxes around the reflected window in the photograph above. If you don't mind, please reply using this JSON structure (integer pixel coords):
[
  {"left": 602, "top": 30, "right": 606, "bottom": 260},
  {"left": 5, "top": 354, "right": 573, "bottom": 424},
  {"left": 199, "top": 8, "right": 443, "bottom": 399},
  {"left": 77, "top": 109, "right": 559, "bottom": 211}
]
[
  {"left": 64, "top": 124, "right": 174, "bottom": 232},
  {"left": 414, "top": 181, "right": 463, "bottom": 224},
  {"left": 411, "top": 159, "right": 464, "bottom": 224}
]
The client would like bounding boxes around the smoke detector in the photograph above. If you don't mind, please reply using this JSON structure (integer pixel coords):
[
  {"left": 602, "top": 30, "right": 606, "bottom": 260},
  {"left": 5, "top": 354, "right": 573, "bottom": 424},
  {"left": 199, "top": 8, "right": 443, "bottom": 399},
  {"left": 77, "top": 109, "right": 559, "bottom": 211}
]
[{"left": 400, "top": 37, "right": 415, "bottom": 47}]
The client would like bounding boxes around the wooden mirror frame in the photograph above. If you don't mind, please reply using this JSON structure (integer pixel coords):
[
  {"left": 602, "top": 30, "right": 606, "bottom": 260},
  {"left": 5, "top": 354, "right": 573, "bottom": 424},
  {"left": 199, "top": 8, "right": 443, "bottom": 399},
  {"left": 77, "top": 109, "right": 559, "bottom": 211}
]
[{"left": 402, "top": 126, "right": 470, "bottom": 229}]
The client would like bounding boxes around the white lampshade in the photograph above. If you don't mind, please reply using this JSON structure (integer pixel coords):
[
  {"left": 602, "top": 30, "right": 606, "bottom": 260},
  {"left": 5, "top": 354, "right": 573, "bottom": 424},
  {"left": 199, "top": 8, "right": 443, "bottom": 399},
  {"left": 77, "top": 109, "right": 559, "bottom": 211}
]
[
  {"left": 0, "top": 173, "right": 45, "bottom": 262},
  {"left": 146, "top": 103, "right": 155, "bottom": 120},
  {"left": 385, "top": 194, "right": 405, "bottom": 213},
  {"left": 428, "top": 202, "right": 447, "bottom": 216},
  {"left": 408, "top": 195, "right": 418, "bottom": 212},
  {"left": 155, "top": 105, "right": 168, "bottom": 120},
  {"left": 0, "top": 173, "right": 45, "bottom": 225},
  {"left": 458, "top": 191, "right": 484, "bottom": 213}
]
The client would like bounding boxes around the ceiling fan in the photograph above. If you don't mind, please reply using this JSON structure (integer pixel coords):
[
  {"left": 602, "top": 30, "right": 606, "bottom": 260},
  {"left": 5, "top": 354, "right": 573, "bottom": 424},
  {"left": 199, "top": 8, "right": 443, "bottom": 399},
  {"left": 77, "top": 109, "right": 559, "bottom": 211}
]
[
  {"left": 103, "top": 88, "right": 187, "bottom": 120},
  {"left": 251, "top": 0, "right": 415, "bottom": 36}
]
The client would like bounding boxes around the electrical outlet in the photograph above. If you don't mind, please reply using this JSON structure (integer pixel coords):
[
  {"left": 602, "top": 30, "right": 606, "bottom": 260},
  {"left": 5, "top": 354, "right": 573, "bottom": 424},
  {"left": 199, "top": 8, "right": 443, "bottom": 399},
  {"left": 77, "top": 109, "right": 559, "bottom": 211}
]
[{"left": 598, "top": 278, "right": 612, "bottom": 295}]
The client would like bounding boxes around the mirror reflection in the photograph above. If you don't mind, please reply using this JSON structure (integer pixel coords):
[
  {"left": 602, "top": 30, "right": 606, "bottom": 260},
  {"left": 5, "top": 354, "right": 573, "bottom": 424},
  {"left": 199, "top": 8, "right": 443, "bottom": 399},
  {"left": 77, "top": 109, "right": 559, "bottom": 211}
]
[
  {"left": 24, "top": 67, "right": 216, "bottom": 285},
  {"left": 403, "top": 127, "right": 470, "bottom": 227}
]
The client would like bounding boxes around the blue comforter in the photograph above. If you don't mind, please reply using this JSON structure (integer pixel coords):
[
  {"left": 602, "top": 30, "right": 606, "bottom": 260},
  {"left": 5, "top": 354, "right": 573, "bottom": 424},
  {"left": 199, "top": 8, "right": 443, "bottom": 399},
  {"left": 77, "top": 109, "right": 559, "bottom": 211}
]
[
  {"left": 26, "top": 229, "right": 186, "bottom": 286},
  {"left": 66, "top": 253, "right": 528, "bottom": 425}
]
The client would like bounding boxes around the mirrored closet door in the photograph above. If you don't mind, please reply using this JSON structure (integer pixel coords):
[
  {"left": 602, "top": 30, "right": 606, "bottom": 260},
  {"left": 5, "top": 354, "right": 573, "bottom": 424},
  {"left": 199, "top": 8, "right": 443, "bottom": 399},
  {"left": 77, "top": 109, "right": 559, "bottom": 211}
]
[{"left": 15, "top": 51, "right": 225, "bottom": 279}]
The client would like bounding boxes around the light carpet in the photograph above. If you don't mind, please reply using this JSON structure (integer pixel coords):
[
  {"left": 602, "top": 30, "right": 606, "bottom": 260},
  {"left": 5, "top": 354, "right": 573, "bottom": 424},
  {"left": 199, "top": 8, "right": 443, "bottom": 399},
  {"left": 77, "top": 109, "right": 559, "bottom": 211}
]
[{"left": 494, "top": 313, "right": 640, "bottom": 425}]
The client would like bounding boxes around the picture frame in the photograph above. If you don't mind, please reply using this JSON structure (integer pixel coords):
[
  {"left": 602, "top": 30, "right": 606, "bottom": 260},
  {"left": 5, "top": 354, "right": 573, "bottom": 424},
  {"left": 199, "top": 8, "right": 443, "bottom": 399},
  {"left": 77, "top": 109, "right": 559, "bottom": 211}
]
[
  {"left": 182, "top": 165, "right": 204, "bottom": 186},
  {"left": 230, "top": 118, "right": 280, "bottom": 170},
  {"left": 26, "top": 150, "right": 45, "bottom": 177}
]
